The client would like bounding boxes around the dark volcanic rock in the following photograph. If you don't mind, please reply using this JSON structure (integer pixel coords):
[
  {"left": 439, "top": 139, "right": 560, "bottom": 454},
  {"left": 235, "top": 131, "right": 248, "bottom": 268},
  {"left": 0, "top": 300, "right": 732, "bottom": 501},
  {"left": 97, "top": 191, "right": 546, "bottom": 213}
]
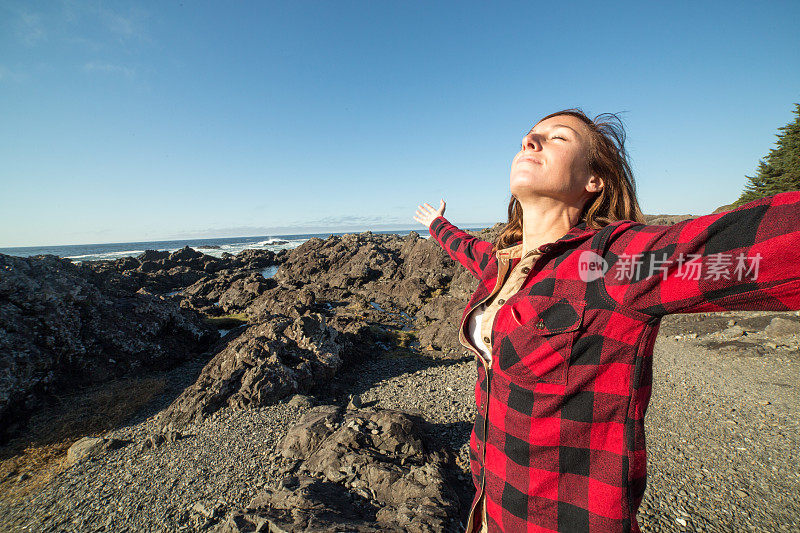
[
  {"left": 157, "top": 313, "right": 375, "bottom": 431},
  {"left": 220, "top": 405, "right": 460, "bottom": 533},
  {"left": 86, "top": 247, "right": 285, "bottom": 302},
  {"left": 643, "top": 213, "right": 697, "bottom": 225},
  {"left": 169, "top": 245, "right": 205, "bottom": 265},
  {"left": 139, "top": 250, "right": 170, "bottom": 262},
  {"left": 218, "top": 274, "right": 273, "bottom": 312},
  {"left": 256, "top": 226, "right": 507, "bottom": 357},
  {"left": 234, "top": 248, "right": 282, "bottom": 271},
  {"left": 182, "top": 271, "right": 276, "bottom": 315},
  {"left": 244, "top": 285, "right": 315, "bottom": 320},
  {"left": 0, "top": 253, "right": 217, "bottom": 442}
]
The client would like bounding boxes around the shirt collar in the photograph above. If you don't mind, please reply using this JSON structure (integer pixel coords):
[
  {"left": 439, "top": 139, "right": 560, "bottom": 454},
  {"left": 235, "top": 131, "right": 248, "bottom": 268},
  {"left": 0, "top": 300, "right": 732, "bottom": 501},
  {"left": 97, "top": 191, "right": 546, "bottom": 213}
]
[
  {"left": 495, "top": 243, "right": 528, "bottom": 260},
  {"left": 495, "top": 221, "right": 594, "bottom": 260}
]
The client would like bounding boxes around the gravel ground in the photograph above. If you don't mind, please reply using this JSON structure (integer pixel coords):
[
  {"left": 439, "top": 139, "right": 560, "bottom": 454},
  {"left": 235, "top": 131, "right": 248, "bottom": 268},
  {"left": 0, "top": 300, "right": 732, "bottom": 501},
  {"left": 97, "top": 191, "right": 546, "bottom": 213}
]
[
  {"left": 1, "top": 313, "right": 798, "bottom": 532},
  {"left": 640, "top": 317, "right": 800, "bottom": 532}
]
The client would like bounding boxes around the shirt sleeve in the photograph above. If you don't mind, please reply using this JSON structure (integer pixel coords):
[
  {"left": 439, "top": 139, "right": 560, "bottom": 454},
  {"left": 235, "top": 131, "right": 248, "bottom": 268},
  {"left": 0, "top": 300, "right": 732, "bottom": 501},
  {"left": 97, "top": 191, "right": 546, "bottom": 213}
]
[
  {"left": 600, "top": 191, "right": 800, "bottom": 317},
  {"left": 428, "top": 215, "right": 495, "bottom": 280}
]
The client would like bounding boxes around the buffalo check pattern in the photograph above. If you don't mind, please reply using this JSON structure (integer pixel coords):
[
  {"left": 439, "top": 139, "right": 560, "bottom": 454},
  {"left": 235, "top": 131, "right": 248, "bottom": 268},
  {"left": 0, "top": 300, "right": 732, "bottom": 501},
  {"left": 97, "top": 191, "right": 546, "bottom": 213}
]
[{"left": 428, "top": 191, "right": 800, "bottom": 532}]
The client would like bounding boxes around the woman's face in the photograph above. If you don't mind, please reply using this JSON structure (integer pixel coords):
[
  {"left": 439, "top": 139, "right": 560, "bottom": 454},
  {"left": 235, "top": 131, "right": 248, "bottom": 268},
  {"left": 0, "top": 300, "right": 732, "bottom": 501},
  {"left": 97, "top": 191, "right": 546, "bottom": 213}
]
[{"left": 510, "top": 114, "right": 600, "bottom": 204}]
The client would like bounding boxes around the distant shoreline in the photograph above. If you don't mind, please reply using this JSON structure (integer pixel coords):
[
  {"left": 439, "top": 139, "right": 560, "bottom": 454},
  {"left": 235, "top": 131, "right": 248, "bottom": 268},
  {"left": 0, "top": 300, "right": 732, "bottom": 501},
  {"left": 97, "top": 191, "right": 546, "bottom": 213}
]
[
  {"left": 0, "top": 226, "right": 490, "bottom": 263},
  {"left": 2, "top": 211, "right": 702, "bottom": 254},
  {"left": 0, "top": 226, "right": 495, "bottom": 255},
  {"left": 0, "top": 215, "right": 698, "bottom": 263}
]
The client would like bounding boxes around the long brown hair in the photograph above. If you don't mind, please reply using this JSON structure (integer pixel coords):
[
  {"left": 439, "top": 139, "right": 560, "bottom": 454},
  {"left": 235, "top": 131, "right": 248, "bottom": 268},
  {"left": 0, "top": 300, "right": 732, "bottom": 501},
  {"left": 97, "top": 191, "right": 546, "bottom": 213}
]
[{"left": 494, "top": 108, "right": 645, "bottom": 252}]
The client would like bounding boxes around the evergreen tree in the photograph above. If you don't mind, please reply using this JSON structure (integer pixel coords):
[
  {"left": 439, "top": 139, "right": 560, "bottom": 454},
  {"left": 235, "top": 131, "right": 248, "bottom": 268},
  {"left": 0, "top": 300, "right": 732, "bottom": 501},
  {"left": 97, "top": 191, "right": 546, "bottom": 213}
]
[{"left": 734, "top": 103, "right": 800, "bottom": 206}]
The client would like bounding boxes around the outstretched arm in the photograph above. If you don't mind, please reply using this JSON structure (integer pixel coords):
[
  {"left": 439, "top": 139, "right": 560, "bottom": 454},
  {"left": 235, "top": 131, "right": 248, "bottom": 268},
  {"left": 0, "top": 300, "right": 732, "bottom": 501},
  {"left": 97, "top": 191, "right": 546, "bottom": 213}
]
[
  {"left": 414, "top": 199, "right": 495, "bottom": 280},
  {"left": 601, "top": 191, "right": 800, "bottom": 316}
]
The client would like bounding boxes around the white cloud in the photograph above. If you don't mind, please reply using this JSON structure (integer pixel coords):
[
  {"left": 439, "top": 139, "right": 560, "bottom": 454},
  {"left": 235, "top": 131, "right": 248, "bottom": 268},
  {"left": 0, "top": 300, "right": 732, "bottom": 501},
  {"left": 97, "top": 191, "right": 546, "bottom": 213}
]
[
  {"left": 310, "top": 214, "right": 406, "bottom": 226},
  {"left": 94, "top": 4, "right": 153, "bottom": 45},
  {"left": 18, "top": 11, "right": 46, "bottom": 46},
  {"left": 83, "top": 61, "right": 135, "bottom": 79},
  {"left": 0, "top": 65, "right": 25, "bottom": 82}
]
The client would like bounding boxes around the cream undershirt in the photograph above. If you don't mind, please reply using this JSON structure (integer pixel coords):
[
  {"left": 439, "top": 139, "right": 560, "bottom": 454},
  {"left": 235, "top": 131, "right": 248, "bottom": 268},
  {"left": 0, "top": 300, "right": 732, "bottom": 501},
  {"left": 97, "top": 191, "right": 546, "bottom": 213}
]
[
  {"left": 463, "top": 243, "right": 544, "bottom": 366},
  {"left": 466, "top": 302, "right": 492, "bottom": 363}
]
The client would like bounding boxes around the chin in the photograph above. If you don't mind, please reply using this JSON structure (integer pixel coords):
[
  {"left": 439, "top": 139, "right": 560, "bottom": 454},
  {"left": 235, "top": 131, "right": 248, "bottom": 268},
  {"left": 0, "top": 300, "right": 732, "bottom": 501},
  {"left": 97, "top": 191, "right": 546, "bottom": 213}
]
[{"left": 510, "top": 175, "right": 537, "bottom": 196}]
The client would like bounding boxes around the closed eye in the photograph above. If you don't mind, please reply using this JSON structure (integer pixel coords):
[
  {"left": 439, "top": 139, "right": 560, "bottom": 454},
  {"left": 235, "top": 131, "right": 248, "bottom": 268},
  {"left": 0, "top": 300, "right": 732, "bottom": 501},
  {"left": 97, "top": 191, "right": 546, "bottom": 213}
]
[{"left": 520, "top": 135, "right": 567, "bottom": 149}]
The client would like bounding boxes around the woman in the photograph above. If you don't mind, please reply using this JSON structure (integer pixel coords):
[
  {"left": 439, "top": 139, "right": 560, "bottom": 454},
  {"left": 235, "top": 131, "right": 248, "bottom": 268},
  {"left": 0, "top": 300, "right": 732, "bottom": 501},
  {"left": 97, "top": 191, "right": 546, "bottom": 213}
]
[{"left": 413, "top": 108, "right": 800, "bottom": 533}]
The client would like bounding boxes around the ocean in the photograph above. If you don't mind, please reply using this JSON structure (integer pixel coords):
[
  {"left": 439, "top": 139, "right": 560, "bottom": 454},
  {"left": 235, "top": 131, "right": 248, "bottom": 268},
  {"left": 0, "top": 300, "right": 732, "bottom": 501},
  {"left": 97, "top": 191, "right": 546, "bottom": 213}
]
[{"left": 0, "top": 228, "right": 451, "bottom": 263}]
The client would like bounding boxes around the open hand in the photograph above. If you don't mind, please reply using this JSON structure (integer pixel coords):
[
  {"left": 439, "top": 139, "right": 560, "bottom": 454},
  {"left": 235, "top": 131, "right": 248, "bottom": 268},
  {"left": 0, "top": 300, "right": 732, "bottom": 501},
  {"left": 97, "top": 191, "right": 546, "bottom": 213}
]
[{"left": 413, "top": 199, "right": 446, "bottom": 229}]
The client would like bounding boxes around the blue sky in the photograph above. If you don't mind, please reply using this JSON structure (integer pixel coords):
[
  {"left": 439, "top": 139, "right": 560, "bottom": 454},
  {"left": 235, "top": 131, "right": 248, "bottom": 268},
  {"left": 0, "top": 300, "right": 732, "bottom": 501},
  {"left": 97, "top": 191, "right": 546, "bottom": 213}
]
[{"left": 1, "top": 1, "right": 798, "bottom": 247}]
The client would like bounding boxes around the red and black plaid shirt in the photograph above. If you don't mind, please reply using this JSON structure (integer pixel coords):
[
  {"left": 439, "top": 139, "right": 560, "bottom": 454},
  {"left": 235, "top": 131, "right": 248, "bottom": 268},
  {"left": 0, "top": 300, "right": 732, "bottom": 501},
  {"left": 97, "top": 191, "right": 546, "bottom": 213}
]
[{"left": 428, "top": 191, "right": 800, "bottom": 532}]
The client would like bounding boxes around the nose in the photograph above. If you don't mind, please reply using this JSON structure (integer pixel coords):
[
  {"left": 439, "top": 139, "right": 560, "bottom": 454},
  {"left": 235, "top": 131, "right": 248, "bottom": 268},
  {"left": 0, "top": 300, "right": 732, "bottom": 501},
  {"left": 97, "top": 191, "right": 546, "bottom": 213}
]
[{"left": 522, "top": 133, "right": 542, "bottom": 151}]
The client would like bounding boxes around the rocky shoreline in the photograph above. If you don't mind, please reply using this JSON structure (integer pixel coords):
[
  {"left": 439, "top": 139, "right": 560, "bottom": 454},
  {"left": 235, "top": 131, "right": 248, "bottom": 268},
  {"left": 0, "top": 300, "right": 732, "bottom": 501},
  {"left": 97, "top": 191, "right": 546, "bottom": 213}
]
[{"left": 1, "top": 221, "right": 799, "bottom": 531}]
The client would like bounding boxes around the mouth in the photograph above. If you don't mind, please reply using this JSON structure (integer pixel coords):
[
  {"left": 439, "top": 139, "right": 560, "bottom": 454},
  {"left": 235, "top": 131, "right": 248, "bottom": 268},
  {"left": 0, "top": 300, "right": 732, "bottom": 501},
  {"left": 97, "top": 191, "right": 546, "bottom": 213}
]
[{"left": 518, "top": 156, "right": 542, "bottom": 165}]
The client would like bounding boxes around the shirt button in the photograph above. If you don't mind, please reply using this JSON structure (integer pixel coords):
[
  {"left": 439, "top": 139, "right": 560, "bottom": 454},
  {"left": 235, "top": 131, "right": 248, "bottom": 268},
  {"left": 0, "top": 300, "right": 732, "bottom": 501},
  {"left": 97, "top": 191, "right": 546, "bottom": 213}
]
[
  {"left": 521, "top": 267, "right": 530, "bottom": 274},
  {"left": 497, "top": 298, "right": 505, "bottom": 305},
  {"left": 536, "top": 320, "right": 545, "bottom": 329},
  {"left": 483, "top": 336, "right": 491, "bottom": 344}
]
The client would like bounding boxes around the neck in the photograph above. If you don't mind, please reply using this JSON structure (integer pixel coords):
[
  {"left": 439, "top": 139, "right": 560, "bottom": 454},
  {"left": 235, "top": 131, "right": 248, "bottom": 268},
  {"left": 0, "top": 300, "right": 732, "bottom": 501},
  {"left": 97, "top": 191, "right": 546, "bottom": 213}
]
[{"left": 518, "top": 197, "right": 584, "bottom": 256}]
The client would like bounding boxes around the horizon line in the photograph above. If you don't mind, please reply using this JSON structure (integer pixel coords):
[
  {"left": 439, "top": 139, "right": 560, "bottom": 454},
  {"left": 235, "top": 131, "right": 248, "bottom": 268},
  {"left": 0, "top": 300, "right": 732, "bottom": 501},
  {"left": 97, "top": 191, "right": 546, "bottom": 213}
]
[
  {"left": 0, "top": 223, "right": 498, "bottom": 250},
  {"left": 0, "top": 211, "right": 701, "bottom": 250}
]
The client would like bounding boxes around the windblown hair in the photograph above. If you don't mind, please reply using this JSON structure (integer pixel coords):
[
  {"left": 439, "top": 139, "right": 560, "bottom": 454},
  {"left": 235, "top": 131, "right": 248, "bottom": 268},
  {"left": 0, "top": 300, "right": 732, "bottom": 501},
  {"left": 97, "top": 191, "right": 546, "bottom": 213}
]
[{"left": 494, "top": 108, "right": 646, "bottom": 252}]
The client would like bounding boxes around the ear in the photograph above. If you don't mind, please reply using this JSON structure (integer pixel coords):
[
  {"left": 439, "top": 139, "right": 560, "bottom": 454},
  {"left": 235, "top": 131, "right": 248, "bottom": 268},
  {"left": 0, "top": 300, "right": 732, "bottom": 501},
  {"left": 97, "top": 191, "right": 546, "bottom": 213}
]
[{"left": 586, "top": 174, "right": 604, "bottom": 194}]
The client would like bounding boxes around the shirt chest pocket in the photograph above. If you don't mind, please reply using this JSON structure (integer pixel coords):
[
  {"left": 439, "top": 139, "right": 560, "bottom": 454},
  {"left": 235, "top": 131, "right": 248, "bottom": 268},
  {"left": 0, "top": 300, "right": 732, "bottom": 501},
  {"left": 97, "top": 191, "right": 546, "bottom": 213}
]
[{"left": 497, "top": 295, "right": 585, "bottom": 386}]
